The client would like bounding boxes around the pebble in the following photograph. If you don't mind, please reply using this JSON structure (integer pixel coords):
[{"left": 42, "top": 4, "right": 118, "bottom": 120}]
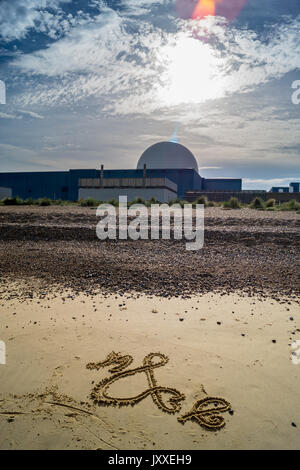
[{"left": 1, "top": 208, "right": 299, "bottom": 304}]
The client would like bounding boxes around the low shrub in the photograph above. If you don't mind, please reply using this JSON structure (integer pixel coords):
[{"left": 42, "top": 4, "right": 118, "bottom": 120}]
[
  {"left": 107, "top": 198, "right": 119, "bottom": 207},
  {"left": 225, "top": 197, "right": 241, "bottom": 209},
  {"left": 207, "top": 201, "right": 215, "bottom": 207},
  {"left": 2, "top": 196, "right": 24, "bottom": 205},
  {"left": 37, "top": 197, "right": 52, "bottom": 206},
  {"left": 266, "top": 198, "right": 276, "bottom": 208},
  {"left": 79, "top": 198, "right": 100, "bottom": 207},
  {"left": 24, "top": 197, "right": 34, "bottom": 205},
  {"left": 169, "top": 198, "right": 186, "bottom": 208},
  {"left": 149, "top": 197, "right": 160, "bottom": 204},
  {"left": 192, "top": 195, "right": 208, "bottom": 207},
  {"left": 144, "top": 197, "right": 160, "bottom": 207},
  {"left": 279, "top": 200, "right": 300, "bottom": 211},
  {"left": 128, "top": 197, "right": 146, "bottom": 207},
  {"left": 250, "top": 197, "right": 265, "bottom": 210}
]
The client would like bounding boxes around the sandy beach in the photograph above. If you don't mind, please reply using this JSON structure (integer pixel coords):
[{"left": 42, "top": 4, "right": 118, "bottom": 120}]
[
  {"left": 0, "top": 290, "right": 300, "bottom": 450},
  {"left": 0, "top": 207, "right": 299, "bottom": 449}
]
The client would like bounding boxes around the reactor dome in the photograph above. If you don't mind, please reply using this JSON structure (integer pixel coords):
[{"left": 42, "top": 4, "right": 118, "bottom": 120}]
[{"left": 137, "top": 141, "right": 199, "bottom": 173}]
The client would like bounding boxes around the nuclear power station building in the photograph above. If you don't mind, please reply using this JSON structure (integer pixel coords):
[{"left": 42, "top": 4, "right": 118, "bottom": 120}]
[
  {"left": 0, "top": 141, "right": 242, "bottom": 203},
  {"left": 0, "top": 140, "right": 299, "bottom": 203}
]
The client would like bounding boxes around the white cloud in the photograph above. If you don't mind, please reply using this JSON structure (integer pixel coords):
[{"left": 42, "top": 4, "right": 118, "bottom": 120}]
[
  {"left": 0, "top": 0, "right": 71, "bottom": 42},
  {"left": 0, "top": 112, "right": 21, "bottom": 119},
  {"left": 10, "top": 13, "right": 300, "bottom": 116},
  {"left": 18, "top": 109, "right": 44, "bottom": 119},
  {"left": 0, "top": 109, "right": 43, "bottom": 119},
  {"left": 244, "top": 177, "right": 300, "bottom": 185},
  {"left": 199, "top": 166, "right": 223, "bottom": 170}
]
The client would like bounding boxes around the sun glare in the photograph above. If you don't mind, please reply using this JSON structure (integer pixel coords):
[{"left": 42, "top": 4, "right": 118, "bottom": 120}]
[
  {"left": 192, "top": 0, "right": 218, "bottom": 19},
  {"left": 176, "top": 0, "right": 247, "bottom": 22},
  {"left": 157, "top": 36, "right": 226, "bottom": 106}
]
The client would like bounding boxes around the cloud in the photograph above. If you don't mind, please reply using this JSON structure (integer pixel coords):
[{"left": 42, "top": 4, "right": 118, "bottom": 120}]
[
  {"left": 0, "top": 112, "right": 21, "bottom": 119},
  {"left": 9, "top": 11, "right": 300, "bottom": 117},
  {"left": 244, "top": 177, "right": 300, "bottom": 185},
  {"left": 199, "top": 166, "right": 223, "bottom": 170},
  {"left": 243, "top": 177, "right": 300, "bottom": 190},
  {"left": 0, "top": 0, "right": 71, "bottom": 42},
  {"left": 0, "top": 109, "right": 44, "bottom": 119},
  {"left": 18, "top": 109, "right": 44, "bottom": 119}
]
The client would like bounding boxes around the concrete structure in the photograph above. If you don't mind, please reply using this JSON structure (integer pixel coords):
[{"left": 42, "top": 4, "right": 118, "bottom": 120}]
[
  {"left": 0, "top": 140, "right": 242, "bottom": 201},
  {"left": 79, "top": 177, "right": 177, "bottom": 203}
]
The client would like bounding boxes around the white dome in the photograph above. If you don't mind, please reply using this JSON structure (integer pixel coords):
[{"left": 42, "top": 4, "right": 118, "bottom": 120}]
[{"left": 137, "top": 141, "right": 199, "bottom": 173}]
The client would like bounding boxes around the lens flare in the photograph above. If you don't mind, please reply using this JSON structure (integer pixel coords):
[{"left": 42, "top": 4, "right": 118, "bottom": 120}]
[
  {"left": 192, "top": 0, "right": 218, "bottom": 19},
  {"left": 176, "top": 0, "right": 247, "bottom": 23}
]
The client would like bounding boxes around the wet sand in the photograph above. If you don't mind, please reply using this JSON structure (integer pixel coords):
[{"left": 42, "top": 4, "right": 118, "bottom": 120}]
[
  {"left": 0, "top": 290, "right": 299, "bottom": 450},
  {"left": 0, "top": 206, "right": 299, "bottom": 449}
]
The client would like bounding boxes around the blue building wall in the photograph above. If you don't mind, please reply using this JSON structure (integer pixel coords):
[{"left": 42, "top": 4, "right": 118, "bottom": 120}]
[
  {"left": 290, "top": 182, "right": 300, "bottom": 193},
  {"left": 271, "top": 187, "right": 289, "bottom": 193},
  {"left": 202, "top": 178, "right": 242, "bottom": 191},
  {"left": 0, "top": 171, "right": 70, "bottom": 200},
  {"left": 0, "top": 168, "right": 240, "bottom": 201}
]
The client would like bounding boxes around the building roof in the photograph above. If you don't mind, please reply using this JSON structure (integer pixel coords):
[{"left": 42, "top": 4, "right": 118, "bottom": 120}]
[{"left": 137, "top": 141, "right": 199, "bottom": 173}]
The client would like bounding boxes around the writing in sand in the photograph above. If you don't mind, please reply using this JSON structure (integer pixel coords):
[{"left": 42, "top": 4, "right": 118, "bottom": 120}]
[{"left": 86, "top": 351, "right": 232, "bottom": 430}]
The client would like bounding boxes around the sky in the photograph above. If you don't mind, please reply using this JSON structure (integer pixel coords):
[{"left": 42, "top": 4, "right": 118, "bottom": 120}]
[{"left": 0, "top": 0, "right": 299, "bottom": 190}]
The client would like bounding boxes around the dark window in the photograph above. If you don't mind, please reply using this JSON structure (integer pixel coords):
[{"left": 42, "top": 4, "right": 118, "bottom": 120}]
[{"left": 61, "top": 186, "right": 68, "bottom": 193}]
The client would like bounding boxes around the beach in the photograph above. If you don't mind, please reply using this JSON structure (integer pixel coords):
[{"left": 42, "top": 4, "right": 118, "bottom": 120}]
[{"left": 0, "top": 206, "right": 299, "bottom": 449}]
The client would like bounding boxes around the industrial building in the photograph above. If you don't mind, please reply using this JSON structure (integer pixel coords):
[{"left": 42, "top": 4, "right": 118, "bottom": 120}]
[
  {"left": 0, "top": 186, "right": 11, "bottom": 200},
  {"left": 0, "top": 141, "right": 242, "bottom": 202},
  {"left": 271, "top": 182, "right": 300, "bottom": 193},
  {"left": 1, "top": 140, "right": 299, "bottom": 203},
  {"left": 79, "top": 176, "right": 178, "bottom": 203}
]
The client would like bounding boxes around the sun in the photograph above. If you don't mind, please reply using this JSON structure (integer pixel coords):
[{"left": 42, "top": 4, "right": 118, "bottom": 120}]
[{"left": 157, "top": 35, "right": 226, "bottom": 106}]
